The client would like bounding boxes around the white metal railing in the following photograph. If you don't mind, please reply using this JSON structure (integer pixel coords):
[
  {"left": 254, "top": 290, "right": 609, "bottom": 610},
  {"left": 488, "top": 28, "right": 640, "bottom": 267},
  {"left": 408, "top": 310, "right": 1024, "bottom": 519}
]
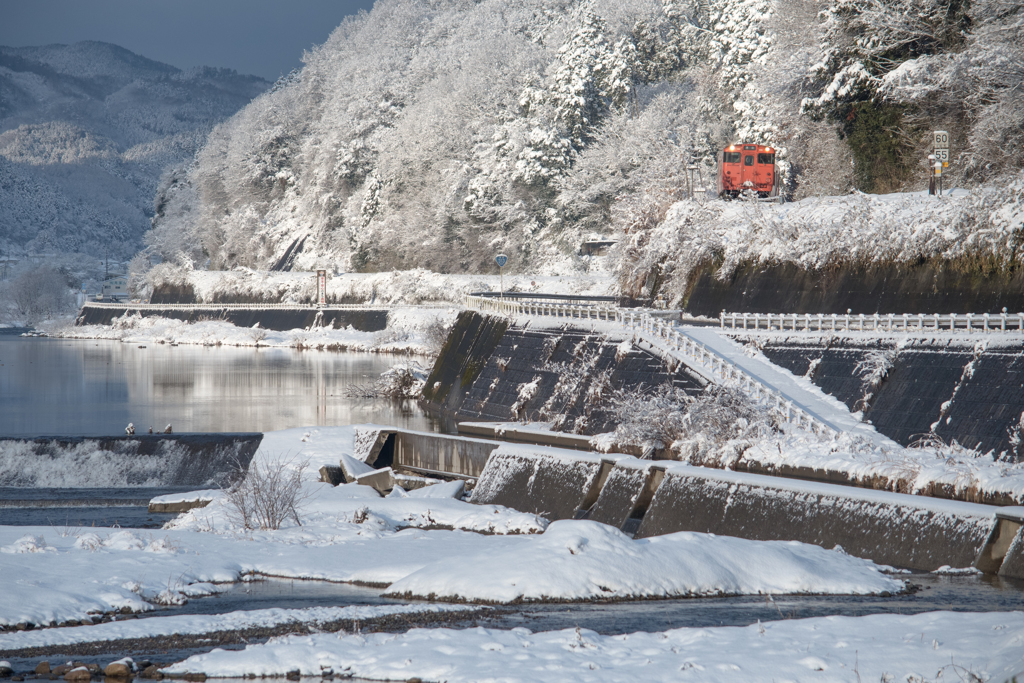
[
  {"left": 83, "top": 301, "right": 450, "bottom": 311},
  {"left": 464, "top": 294, "right": 619, "bottom": 320},
  {"left": 464, "top": 295, "right": 838, "bottom": 438},
  {"left": 719, "top": 310, "right": 1024, "bottom": 333}
]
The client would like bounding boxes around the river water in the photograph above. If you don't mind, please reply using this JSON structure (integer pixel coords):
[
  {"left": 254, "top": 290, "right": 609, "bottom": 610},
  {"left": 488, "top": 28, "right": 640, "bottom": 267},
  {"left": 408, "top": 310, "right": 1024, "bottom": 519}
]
[
  {"left": 0, "top": 334, "right": 437, "bottom": 525},
  {"left": 1, "top": 334, "right": 1021, "bottom": 668},
  {"left": 0, "top": 334, "right": 437, "bottom": 438}
]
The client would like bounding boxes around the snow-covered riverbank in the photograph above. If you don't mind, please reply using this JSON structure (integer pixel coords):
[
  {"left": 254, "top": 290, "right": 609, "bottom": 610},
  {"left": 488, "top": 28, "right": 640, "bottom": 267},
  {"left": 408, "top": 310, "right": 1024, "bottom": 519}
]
[
  {"left": 47, "top": 306, "right": 459, "bottom": 356},
  {"left": 164, "top": 611, "right": 1024, "bottom": 682},
  {"left": 1, "top": 427, "right": 903, "bottom": 630}
]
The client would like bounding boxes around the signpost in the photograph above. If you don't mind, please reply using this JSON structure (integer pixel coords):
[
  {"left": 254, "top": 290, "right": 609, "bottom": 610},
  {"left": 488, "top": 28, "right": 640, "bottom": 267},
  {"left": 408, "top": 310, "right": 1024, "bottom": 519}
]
[
  {"left": 495, "top": 254, "right": 508, "bottom": 301},
  {"left": 316, "top": 269, "right": 327, "bottom": 307},
  {"left": 932, "top": 130, "right": 950, "bottom": 196}
]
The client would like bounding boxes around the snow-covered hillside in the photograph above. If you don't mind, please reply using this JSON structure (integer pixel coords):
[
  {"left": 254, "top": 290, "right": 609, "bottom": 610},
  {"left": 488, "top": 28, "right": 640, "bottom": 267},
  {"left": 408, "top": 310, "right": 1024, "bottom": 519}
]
[
  {"left": 0, "top": 42, "right": 269, "bottom": 263},
  {"left": 142, "top": 0, "right": 1024, "bottom": 280},
  {"left": 143, "top": 0, "right": 840, "bottom": 276}
]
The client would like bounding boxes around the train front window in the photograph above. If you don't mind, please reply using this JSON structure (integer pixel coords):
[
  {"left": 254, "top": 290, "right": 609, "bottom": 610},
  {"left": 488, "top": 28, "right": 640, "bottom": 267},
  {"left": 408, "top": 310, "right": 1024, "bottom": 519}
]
[
  {"left": 724, "top": 152, "right": 741, "bottom": 163},
  {"left": 744, "top": 155, "right": 753, "bottom": 166},
  {"left": 757, "top": 153, "right": 775, "bottom": 165}
]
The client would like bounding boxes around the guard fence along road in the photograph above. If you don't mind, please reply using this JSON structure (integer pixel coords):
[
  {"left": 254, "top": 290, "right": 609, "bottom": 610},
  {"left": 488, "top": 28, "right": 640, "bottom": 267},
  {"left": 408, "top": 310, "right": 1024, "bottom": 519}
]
[
  {"left": 464, "top": 294, "right": 840, "bottom": 439},
  {"left": 719, "top": 310, "right": 1024, "bottom": 333}
]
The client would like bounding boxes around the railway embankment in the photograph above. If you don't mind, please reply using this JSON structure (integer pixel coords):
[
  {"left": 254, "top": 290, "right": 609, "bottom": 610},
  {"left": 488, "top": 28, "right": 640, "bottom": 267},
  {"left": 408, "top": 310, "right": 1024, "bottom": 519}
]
[{"left": 680, "top": 258, "right": 1024, "bottom": 317}]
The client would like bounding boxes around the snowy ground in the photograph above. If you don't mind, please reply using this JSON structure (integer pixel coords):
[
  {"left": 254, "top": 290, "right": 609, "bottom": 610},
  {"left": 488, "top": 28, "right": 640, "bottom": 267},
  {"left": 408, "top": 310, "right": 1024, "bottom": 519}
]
[
  {"left": 47, "top": 306, "right": 460, "bottom": 355},
  {"left": 164, "top": 611, "right": 1024, "bottom": 682},
  {"left": 0, "top": 426, "right": 905, "bottom": 630},
  {"left": 0, "top": 604, "right": 478, "bottom": 651},
  {"left": 0, "top": 424, "right": 1020, "bottom": 678}
]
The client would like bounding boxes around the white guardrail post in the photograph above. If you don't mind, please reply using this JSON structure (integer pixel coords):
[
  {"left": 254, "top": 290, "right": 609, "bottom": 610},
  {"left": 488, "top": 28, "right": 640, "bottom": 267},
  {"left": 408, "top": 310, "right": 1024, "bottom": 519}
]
[{"left": 715, "top": 310, "right": 1022, "bottom": 335}]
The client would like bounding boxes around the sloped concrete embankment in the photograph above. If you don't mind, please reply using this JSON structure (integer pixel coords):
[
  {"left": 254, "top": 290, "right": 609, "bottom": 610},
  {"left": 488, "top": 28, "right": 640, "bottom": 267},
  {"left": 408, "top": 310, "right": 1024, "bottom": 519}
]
[
  {"left": 422, "top": 310, "right": 707, "bottom": 433},
  {"left": 747, "top": 336, "right": 1024, "bottom": 457},
  {"left": 75, "top": 304, "right": 387, "bottom": 332},
  {"left": 681, "top": 259, "right": 1024, "bottom": 316},
  {"left": 471, "top": 448, "right": 1024, "bottom": 577}
]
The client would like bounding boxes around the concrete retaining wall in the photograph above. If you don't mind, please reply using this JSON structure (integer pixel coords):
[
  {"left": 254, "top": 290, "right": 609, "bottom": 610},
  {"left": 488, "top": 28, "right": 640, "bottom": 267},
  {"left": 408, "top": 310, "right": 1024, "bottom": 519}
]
[
  {"left": 75, "top": 304, "right": 388, "bottom": 332},
  {"left": 471, "top": 447, "right": 1002, "bottom": 572},
  {"left": 471, "top": 448, "right": 610, "bottom": 521},
  {"left": 392, "top": 430, "right": 499, "bottom": 479},
  {"left": 423, "top": 311, "right": 707, "bottom": 434},
  {"left": 754, "top": 337, "right": 1024, "bottom": 458},
  {"left": 682, "top": 259, "right": 1024, "bottom": 316},
  {"left": 637, "top": 465, "right": 995, "bottom": 571}
]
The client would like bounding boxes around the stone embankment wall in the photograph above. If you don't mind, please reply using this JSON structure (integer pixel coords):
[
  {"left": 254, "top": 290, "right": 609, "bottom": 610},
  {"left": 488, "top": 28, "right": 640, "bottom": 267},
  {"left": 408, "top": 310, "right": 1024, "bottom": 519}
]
[
  {"left": 422, "top": 310, "right": 707, "bottom": 433},
  {"left": 746, "top": 335, "right": 1024, "bottom": 456},
  {"left": 682, "top": 259, "right": 1024, "bottom": 316},
  {"left": 76, "top": 304, "right": 388, "bottom": 332},
  {"left": 472, "top": 448, "right": 1024, "bottom": 577}
]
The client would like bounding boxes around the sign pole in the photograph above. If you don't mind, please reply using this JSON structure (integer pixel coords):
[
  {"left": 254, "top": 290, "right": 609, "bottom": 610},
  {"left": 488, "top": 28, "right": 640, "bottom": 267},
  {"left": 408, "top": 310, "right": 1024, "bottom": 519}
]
[
  {"left": 495, "top": 254, "right": 508, "bottom": 301},
  {"left": 932, "top": 130, "right": 949, "bottom": 196},
  {"left": 316, "top": 269, "right": 327, "bottom": 307}
]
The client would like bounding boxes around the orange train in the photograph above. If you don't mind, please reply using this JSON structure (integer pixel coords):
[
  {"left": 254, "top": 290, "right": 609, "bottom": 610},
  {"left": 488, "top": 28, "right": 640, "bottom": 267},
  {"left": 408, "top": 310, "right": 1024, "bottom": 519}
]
[{"left": 717, "top": 143, "right": 779, "bottom": 198}]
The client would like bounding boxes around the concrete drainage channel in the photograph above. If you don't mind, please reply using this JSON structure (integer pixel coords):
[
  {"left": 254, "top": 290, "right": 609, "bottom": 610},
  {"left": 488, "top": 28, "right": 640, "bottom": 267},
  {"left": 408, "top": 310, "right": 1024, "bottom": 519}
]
[{"left": 289, "top": 426, "right": 1024, "bottom": 578}]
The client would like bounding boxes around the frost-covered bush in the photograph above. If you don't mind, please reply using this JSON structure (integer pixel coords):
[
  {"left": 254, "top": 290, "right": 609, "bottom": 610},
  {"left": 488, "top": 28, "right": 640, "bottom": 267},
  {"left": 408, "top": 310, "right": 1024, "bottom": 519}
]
[
  {"left": 225, "top": 458, "right": 310, "bottom": 530},
  {"left": 346, "top": 363, "right": 429, "bottom": 400},
  {"left": 609, "top": 384, "right": 777, "bottom": 459}
]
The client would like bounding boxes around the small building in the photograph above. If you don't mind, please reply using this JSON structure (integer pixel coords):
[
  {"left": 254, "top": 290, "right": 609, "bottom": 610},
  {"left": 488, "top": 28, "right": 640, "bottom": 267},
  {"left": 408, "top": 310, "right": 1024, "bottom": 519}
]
[{"left": 101, "top": 275, "right": 129, "bottom": 301}]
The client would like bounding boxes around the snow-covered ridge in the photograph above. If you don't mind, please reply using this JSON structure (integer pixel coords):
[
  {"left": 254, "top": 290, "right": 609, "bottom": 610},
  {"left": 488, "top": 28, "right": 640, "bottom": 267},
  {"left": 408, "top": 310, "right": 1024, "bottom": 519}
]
[
  {"left": 0, "top": 41, "right": 269, "bottom": 262},
  {"left": 622, "top": 182, "right": 1024, "bottom": 304},
  {"left": 0, "top": 604, "right": 478, "bottom": 651}
]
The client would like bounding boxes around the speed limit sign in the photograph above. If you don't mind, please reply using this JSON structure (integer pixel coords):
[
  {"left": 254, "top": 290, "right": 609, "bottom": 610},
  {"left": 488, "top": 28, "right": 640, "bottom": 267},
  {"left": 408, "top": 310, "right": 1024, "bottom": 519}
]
[
  {"left": 934, "top": 148, "right": 949, "bottom": 162},
  {"left": 934, "top": 130, "right": 949, "bottom": 148}
]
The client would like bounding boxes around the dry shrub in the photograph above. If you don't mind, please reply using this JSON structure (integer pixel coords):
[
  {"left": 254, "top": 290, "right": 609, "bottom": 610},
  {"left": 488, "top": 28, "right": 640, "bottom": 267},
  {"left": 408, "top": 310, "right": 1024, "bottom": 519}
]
[{"left": 225, "top": 457, "right": 310, "bottom": 530}]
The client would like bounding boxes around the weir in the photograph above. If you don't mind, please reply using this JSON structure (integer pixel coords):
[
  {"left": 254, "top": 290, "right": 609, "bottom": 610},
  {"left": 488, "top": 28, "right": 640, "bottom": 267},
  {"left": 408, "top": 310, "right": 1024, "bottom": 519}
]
[
  {"left": 324, "top": 425, "right": 1022, "bottom": 577},
  {"left": 465, "top": 444, "right": 1024, "bottom": 577},
  {"left": 0, "top": 433, "right": 262, "bottom": 488}
]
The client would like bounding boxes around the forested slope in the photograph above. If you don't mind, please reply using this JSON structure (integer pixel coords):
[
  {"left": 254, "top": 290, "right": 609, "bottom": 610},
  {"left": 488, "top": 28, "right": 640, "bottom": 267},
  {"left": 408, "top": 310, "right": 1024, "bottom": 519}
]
[
  {"left": 0, "top": 41, "right": 269, "bottom": 262},
  {"left": 141, "top": 0, "right": 1023, "bottom": 286}
]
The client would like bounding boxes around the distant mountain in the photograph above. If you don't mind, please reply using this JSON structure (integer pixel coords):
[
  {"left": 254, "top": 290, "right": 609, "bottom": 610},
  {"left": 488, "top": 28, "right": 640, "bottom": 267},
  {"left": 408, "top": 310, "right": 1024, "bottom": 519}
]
[{"left": 0, "top": 41, "right": 269, "bottom": 262}]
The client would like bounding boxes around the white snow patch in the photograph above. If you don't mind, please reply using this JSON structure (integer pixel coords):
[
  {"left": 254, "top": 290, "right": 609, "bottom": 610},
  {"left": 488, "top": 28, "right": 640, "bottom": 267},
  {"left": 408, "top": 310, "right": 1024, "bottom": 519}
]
[
  {"left": 383, "top": 520, "right": 903, "bottom": 602},
  {"left": 163, "top": 611, "right": 1024, "bottom": 682}
]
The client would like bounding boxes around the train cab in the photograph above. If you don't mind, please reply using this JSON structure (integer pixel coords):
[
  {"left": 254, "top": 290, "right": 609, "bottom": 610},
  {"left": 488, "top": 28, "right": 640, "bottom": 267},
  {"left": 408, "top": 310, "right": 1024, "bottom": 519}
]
[{"left": 718, "top": 143, "right": 778, "bottom": 198}]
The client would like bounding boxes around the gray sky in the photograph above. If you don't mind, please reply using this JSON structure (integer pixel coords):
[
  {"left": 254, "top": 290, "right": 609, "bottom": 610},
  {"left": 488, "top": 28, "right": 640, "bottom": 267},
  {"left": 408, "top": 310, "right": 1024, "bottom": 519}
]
[{"left": 0, "top": 0, "right": 376, "bottom": 81}]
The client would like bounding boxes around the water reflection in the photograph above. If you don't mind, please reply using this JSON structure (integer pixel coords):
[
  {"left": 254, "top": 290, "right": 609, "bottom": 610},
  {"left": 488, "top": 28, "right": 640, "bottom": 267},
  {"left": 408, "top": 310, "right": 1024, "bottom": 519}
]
[{"left": 0, "top": 337, "right": 437, "bottom": 437}]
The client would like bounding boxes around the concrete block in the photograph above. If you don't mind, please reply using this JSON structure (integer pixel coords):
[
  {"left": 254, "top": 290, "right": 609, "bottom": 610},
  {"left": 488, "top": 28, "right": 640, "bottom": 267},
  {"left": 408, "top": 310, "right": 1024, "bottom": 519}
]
[
  {"left": 993, "top": 507, "right": 1024, "bottom": 579},
  {"left": 637, "top": 467, "right": 995, "bottom": 571},
  {"left": 471, "top": 450, "right": 606, "bottom": 520},
  {"left": 318, "top": 465, "right": 344, "bottom": 486},
  {"left": 354, "top": 468, "right": 394, "bottom": 495},
  {"left": 586, "top": 464, "right": 649, "bottom": 528}
]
